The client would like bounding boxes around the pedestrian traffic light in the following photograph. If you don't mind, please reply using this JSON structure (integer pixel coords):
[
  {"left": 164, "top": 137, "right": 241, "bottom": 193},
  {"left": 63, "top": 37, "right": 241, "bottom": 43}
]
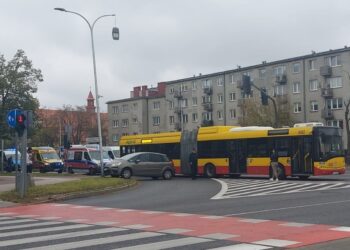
[
  {"left": 261, "top": 88, "right": 268, "bottom": 105},
  {"left": 15, "top": 112, "right": 26, "bottom": 137},
  {"left": 242, "top": 75, "right": 251, "bottom": 95}
]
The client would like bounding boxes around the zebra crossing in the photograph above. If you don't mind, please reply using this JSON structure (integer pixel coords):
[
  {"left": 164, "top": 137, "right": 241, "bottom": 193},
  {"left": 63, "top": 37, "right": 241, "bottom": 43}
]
[
  {"left": 212, "top": 178, "right": 350, "bottom": 199},
  {"left": 0, "top": 215, "right": 272, "bottom": 250}
]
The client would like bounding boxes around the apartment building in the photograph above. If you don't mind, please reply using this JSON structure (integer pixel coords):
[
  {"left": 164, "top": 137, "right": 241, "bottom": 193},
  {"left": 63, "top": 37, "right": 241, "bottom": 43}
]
[{"left": 107, "top": 47, "right": 350, "bottom": 148}]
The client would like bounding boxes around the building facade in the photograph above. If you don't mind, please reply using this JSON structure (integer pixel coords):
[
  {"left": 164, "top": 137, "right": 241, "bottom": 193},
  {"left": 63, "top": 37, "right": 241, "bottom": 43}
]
[{"left": 107, "top": 47, "right": 350, "bottom": 148}]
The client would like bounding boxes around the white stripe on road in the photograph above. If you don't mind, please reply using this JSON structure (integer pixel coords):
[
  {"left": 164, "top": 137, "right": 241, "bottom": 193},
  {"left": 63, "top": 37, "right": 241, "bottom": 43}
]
[
  {"left": 211, "top": 179, "right": 228, "bottom": 200},
  {"left": 0, "top": 221, "right": 63, "bottom": 231},
  {"left": 209, "top": 243, "right": 272, "bottom": 250},
  {"left": 0, "top": 217, "right": 13, "bottom": 221},
  {"left": 0, "top": 218, "right": 36, "bottom": 225},
  {"left": 0, "top": 223, "right": 91, "bottom": 237},
  {"left": 0, "top": 227, "right": 126, "bottom": 247},
  {"left": 23, "top": 232, "right": 163, "bottom": 250},
  {"left": 113, "top": 237, "right": 213, "bottom": 250}
]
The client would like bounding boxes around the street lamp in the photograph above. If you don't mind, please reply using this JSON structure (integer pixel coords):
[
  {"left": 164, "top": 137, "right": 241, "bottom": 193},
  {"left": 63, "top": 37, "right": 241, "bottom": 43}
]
[{"left": 54, "top": 7, "right": 119, "bottom": 176}]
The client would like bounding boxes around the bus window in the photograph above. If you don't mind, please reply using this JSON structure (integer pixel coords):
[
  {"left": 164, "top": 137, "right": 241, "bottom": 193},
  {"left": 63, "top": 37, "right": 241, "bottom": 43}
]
[
  {"left": 247, "top": 139, "right": 268, "bottom": 157},
  {"left": 275, "top": 138, "right": 290, "bottom": 157}
]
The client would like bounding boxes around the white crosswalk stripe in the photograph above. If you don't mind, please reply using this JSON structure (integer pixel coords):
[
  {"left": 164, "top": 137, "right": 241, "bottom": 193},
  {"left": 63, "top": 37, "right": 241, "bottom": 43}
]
[
  {"left": 212, "top": 179, "right": 350, "bottom": 199},
  {"left": 0, "top": 216, "right": 247, "bottom": 250}
]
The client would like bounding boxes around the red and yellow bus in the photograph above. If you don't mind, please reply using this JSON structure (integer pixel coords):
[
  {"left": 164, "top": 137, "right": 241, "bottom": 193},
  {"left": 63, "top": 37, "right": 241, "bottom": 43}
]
[{"left": 119, "top": 124, "right": 345, "bottom": 179}]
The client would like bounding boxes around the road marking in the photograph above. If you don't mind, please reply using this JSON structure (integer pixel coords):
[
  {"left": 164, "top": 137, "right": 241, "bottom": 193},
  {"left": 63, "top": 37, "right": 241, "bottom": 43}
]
[
  {"left": 158, "top": 228, "right": 193, "bottom": 234},
  {"left": 253, "top": 239, "right": 299, "bottom": 247},
  {"left": 23, "top": 232, "right": 163, "bottom": 250},
  {"left": 0, "top": 223, "right": 91, "bottom": 237},
  {"left": 0, "top": 218, "right": 36, "bottom": 225},
  {"left": 200, "top": 233, "right": 238, "bottom": 239},
  {"left": 224, "top": 199, "right": 350, "bottom": 216},
  {"left": 212, "top": 178, "right": 228, "bottom": 200},
  {"left": 16, "top": 215, "right": 39, "bottom": 218},
  {"left": 280, "top": 222, "right": 314, "bottom": 227},
  {"left": 171, "top": 213, "right": 193, "bottom": 216},
  {"left": 0, "top": 227, "right": 126, "bottom": 247},
  {"left": 209, "top": 244, "right": 272, "bottom": 250},
  {"left": 330, "top": 226, "right": 350, "bottom": 232},
  {"left": 201, "top": 215, "right": 225, "bottom": 219},
  {"left": 239, "top": 219, "right": 270, "bottom": 223},
  {"left": 39, "top": 216, "right": 61, "bottom": 220},
  {"left": 113, "top": 237, "right": 213, "bottom": 250},
  {"left": 0, "top": 221, "right": 63, "bottom": 231},
  {"left": 52, "top": 204, "right": 70, "bottom": 207},
  {"left": 123, "top": 224, "right": 152, "bottom": 229},
  {"left": 94, "top": 207, "right": 113, "bottom": 210},
  {"left": 0, "top": 217, "right": 13, "bottom": 220},
  {"left": 0, "top": 212, "right": 16, "bottom": 216}
]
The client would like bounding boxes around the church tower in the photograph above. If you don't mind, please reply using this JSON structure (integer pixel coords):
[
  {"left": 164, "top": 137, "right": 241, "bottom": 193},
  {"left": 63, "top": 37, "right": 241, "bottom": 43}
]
[{"left": 86, "top": 90, "right": 96, "bottom": 113}]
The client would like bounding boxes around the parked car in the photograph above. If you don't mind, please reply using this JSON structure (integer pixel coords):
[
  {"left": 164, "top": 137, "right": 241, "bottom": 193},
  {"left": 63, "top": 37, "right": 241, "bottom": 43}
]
[
  {"left": 108, "top": 152, "right": 174, "bottom": 180},
  {"left": 0, "top": 149, "right": 21, "bottom": 172}
]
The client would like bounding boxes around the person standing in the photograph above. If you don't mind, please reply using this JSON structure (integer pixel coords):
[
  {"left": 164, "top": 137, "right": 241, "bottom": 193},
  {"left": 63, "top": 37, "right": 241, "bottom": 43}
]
[
  {"left": 270, "top": 149, "right": 279, "bottom": 181},
  {"left": 27, "top": 147, "right": 33, "bottom": 173},
  {"left": 189, "top": 148, "right": 198, "bottom": 180}
]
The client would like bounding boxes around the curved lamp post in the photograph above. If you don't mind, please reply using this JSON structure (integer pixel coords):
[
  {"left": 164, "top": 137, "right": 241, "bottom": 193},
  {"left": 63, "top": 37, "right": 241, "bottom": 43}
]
[{"left": 54, "top": 7, "right": 119, "bottom": 176}]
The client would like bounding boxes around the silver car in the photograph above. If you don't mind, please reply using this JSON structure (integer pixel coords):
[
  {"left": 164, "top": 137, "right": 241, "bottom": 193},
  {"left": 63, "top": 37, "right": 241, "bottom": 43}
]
[{"left": 108, "top": 152, "right": 175, "bottom": 180}]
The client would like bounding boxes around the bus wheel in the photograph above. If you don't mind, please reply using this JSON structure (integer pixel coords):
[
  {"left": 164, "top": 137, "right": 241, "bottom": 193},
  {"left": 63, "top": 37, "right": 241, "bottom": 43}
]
[
  {"left": 205, "top": 164, "right": 216, "bottom": 178},
  {"left": 121, "top": 168, "right": 132, "bottom": 179},
  {"left": 277, "top": 164, "right": 286, "bottom": 180}
]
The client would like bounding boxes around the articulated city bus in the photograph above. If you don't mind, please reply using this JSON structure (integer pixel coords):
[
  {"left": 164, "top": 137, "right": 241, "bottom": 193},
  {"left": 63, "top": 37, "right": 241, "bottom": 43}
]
[{"left": 119, "top": 124, "right": 345, "bottom": 179}]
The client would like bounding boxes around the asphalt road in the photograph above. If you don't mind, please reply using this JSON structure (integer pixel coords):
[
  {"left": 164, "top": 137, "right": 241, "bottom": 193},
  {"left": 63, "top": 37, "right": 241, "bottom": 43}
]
[{"left": 65, "top": 172, "right": 350, "bottom": 226}]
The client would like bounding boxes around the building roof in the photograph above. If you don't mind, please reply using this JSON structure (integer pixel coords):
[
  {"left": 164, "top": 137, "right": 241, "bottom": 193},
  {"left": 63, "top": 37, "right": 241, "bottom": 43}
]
[{"left": 87, "top": 91, "right": 94, "bottom": 100}]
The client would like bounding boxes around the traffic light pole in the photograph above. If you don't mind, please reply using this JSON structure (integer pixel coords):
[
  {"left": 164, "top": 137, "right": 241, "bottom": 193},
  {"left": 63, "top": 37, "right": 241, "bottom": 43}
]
[{"left": 250, "top": 82, "right": 279, "bottom": 128}]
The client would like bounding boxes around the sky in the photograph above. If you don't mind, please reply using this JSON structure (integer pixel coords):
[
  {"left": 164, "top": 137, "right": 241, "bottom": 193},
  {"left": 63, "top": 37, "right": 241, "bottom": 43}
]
[{"left": 1, "top": 0, "right": 350, "bottom": 112}]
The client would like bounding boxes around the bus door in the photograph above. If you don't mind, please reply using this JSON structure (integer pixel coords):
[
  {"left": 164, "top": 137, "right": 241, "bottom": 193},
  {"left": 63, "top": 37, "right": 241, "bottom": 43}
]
[
  {"left": 291, "top": 137, "right": 313, "bottom": 175},
  {"left": 236, "top": 140, "right": 247, "bottom": 173},
  {"left": 227, "top": 141, "right": 239, "bottom": 173}
]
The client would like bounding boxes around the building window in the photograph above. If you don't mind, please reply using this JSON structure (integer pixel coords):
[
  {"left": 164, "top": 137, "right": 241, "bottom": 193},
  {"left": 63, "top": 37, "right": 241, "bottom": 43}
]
[
  {"left": 153, "top": 116, "right": 160, "bottom": 126},
  {"left": 182, "top": 98, "right": 188, "bottom": 108},
  {"left": 133, "top": 103, "right": 138, "bottom": 110},
  {"left": 122, "top": 119, "right": 129, "bottom": 127},
  {"left": 293, "top": 103, "right": 302, "bottom": 113},
  {"left": 192, "top": 113, "right": 198, "bottom": 122},
  {"left": 230, "top": 109, "right": 236, "bottom": 119},
  {"left": 112, "top": 120, "right": 119, "bottom": 128},
  {"left": 169, "top": 116, "right": 175, "bottom": 124},
  {"left": 328, "top": 77, "right": 343, "bottom": 89},
  {"left": 153, "top": 101, "right": 160, "bottom": 110},
  {"left": 325, "top": 55, "right": 340, "bottom": 67},
  {"left": 310, "top": 101, "right": 318, "bottom": 112},
  {"left": 112, "top": 106, "right": 119, "bottom": 114},
  {"left": 309, "top": 79, "right": 319, "bottom": 91},
  {"left": 180, "top": 83, "right": 188, "bottom": 92},
  {"left": 229, "top": 92, "right": 236, "bottom": 101},
  {"left": 326, "top": 120, "right": 343, "bottom": 128},
  {"left": 202, "top": 95, "right": 212, "bottom": 103},
  {"left": 170, "top": 87, "right": 175, "bottom": 94},
  {"left": 292, "top": 63, "right": 301, "bottom": 73},
  {"left": 230, "top": 74, "right": 235, "bottom": 84},
  {"left": 121, "top": 104, "right": 129, "bottom": 113},
  {"left": 192, "top": 97, "right": 198, "bottom": 106},
  {"left": 169, "top": 101, "right": 174, "bottom": 109},
  {"left": 273, "top": 66, "right": 286, "bottom": 76},
  {"left": 308, "top": 59, "right": 316, "bottom": 70},
  {"left": 181, "top": 114, "right": 188, "bottom": 123},
  {"left": 327, "top": 98, "right": 343, "bottom": 110},
  {"left": 259, "top": 68, "right": 266, "bottom": 78},
  {"left": 293, "top": 82, "right": 300, "bottom": 93},
  {"left": 192, "top": 81, "right": 197, "bottom": 90},
  {"left": 112, "top": 134, "right": 119, "bottom": 142},
  {"left": 217, "top": 110, "right": 223, "bottom": 120},
  {"left": 132, "top": 118, "right": 138, "bottom": 124},
  {"left": 217, "top": 77, "right": 224, "bottom": 86},
  {"left": 274, "top": 85, "right": 286, "bottom": 96},
  {"left": 202, "top": 79, "right": 212, "bottom": 88},
  {"left": 217, "top": 94, "right": 223, "bottom": 103},
  {"left": 202, "top": 112, "right": 212, "bottom": 121}
]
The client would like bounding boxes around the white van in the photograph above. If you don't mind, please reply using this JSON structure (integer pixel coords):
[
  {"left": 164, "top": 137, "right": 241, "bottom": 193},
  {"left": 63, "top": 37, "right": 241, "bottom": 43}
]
[{"left": 103, "top": 146, "right": 120, "bottom": 160}]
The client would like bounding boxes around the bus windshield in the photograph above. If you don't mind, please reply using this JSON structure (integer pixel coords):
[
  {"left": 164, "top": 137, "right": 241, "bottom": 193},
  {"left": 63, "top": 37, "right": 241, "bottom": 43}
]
[{"left": 315, "top": 127, "right": 343, "bottom": 160}]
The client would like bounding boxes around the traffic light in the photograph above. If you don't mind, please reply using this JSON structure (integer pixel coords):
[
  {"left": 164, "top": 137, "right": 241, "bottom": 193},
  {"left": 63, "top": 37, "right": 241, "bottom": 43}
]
[
  {"left": 242, "top": 75, "right": 251, "bottom": 95},
  {"left": 15, "top": 112, "right": 26, "bottom": 136},
  {"left": 261, "top": 88, "right": 268, "bottom": 105}
]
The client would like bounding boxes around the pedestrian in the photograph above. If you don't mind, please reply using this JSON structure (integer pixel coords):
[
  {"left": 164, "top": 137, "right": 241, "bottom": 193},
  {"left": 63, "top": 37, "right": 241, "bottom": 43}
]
[
  {"left": 270, "top": 149, "right": 279, "bottom": 181},
  {"left": 27, "top": 147, "right": 33, "bottom": 173},
  {"left": 189, "top": 148, "right": 198, "bottom": 180}
]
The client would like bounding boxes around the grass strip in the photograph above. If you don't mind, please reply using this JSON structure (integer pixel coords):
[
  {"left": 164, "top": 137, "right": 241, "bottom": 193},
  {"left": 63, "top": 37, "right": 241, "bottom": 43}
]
[{"left": 0, "top": 177, "right": 136, "bottom": 203}]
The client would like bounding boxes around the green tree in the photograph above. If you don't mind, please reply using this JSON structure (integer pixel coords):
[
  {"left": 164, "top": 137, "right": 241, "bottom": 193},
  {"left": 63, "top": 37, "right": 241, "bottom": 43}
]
[{"left": 0, "top": 50, "right": 43, "bottom": 144}]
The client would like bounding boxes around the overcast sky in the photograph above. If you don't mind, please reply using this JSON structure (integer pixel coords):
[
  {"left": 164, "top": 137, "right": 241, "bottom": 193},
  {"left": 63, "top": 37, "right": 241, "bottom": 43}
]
[{"left": 1, "top": 0, "right": 350, "bottom": 112}]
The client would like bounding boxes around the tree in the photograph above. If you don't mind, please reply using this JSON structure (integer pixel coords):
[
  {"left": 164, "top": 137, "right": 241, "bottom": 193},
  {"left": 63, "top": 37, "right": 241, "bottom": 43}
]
[
  {"left": 0, "top": 50, "right": 42, "bottom": 144},
  {"left": 238, "top": 96, "right": 294, "bottom": 127}
]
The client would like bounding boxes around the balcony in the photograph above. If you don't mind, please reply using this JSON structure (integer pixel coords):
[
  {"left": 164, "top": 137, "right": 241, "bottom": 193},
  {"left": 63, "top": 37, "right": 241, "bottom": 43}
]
[
  {"left": 201, "top": 119, "right": 214, "bottom": 127},
  {"left": 203, "top": 87, "right": 213, "bottom": 95},
  {"left": 203, "top": 103, "right": 213, "bottom": 111},
  {"left": 276, "top": 95, "right": 288, "bottom": 104},
  {"left": 321, "top": 87, "right": 333, "bottom": 98},
  {"left": 275, "top": 74, "right": 287, "bottom": 85},
  {"left": 174, "top": 107, "right": 181, "bottom": 114},
  {"left": 321, "top": 109, "right": 334, "bottom": 120},
  {"left": 174, "top": 91, "right": 183, "bottom": 99},
  {"left": 320, "top": 65, "right": 332, "bottom": 77}
]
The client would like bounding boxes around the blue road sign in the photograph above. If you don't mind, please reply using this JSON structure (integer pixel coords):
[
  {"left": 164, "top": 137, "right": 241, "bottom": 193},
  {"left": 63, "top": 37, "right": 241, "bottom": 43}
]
[{"left": 7, "top": 109, "right": 21, "bottom": 128}]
